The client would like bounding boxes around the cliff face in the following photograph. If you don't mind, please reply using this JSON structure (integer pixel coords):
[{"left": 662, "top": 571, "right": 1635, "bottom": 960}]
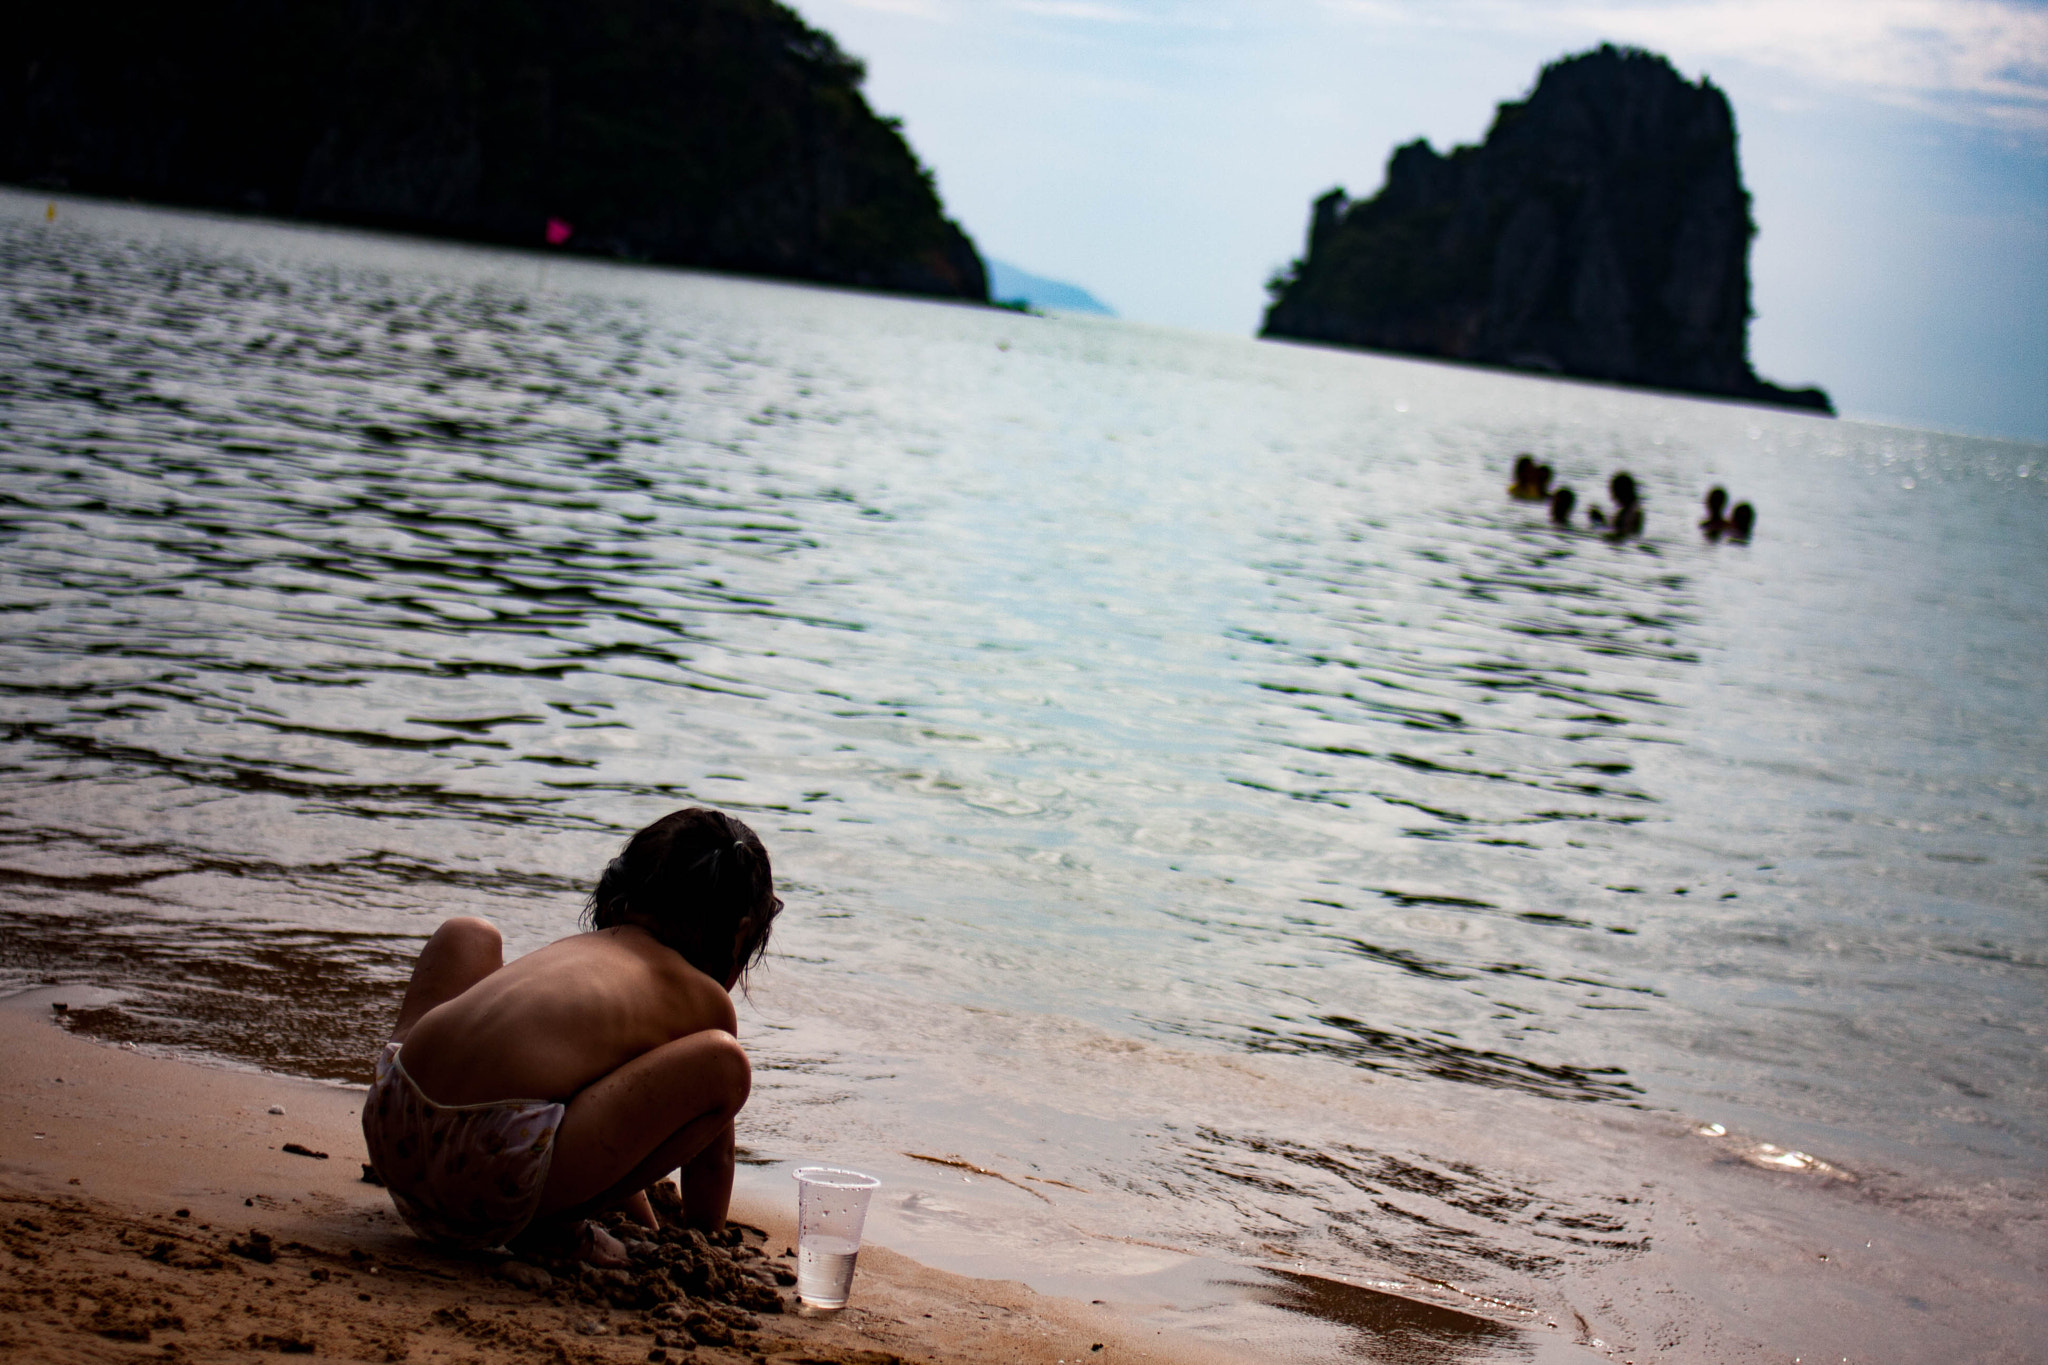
[
  {"left": 1262, "top": 46, "right": 1828, "bottom": 412},
  {"left": 6, "top": 0, "right": 986, "bottom": 301}
]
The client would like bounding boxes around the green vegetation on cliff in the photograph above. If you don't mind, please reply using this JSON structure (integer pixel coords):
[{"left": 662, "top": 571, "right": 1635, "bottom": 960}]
[
  {"left": 7, "top": 0, "right": 986, "bottom": 300},
  {"left": 1263, "top": 46, "right": 1828, "bottom": 412}
]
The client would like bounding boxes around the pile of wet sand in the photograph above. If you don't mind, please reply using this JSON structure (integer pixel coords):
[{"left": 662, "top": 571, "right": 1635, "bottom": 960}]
[{"left": 497, "top": 1181, "right": 801, "bottom": 1354}]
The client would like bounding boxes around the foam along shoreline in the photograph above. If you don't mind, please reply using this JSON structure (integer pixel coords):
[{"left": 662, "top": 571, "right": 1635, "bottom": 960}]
[{"left": 0, "top": 985, "right": 1272, "bottom": 1365}]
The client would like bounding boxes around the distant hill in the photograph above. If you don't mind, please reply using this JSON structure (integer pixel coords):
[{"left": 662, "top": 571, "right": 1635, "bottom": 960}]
[
  {"left": 5, "top": 0, "right": 987, "bottom": 301},
  {"left": 987, "top": 260, "right": 1116, "bottom": 315},
  {"left": 1262, "top": 45, "right": 1829, "bottom": 413}
]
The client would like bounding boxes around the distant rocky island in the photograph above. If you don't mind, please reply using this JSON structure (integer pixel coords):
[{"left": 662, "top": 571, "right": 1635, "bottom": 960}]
[
  {"left": 987, "top": 260, "right": 1116, "bottom": 316},
  {"left": 6, "top": 0, "right": 987, "bottom": 301},
  {"left": 1262, "top": 46, "right": 1830, "bottom": 413}
]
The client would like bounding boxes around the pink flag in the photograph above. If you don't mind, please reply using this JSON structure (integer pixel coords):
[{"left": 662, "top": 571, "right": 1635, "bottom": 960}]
[{"left": 545, "top": 217, "right": 573, "bottom": 246}]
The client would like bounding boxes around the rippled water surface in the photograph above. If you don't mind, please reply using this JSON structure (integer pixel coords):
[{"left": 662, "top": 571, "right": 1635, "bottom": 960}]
[{"left": 3, "top": 191, "right": 2043, "bottom": 1361}]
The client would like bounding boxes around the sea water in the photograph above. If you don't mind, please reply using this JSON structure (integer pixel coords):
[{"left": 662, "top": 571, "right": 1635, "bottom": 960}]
[
  {"left": 795, "top": 1236, "right": 861, "bottom": 1309},
  {"left": 1, "top": 190, "right": 2042, "bottom": 1362}
]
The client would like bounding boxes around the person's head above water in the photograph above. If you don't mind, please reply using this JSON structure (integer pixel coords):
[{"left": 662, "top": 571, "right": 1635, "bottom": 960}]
[
  {"left": 1510, "top": 454, "right": 1536, "bottom": 496},
  {"left": 1549, "top": 486, "right": 1575, "bottom": 523},
  {"left": 585, "top": 807, "right": 782, "bottom": 988},
  {"left": 1609, "top": 471, "right": 1638, "bottom": 508},
  {"left": 1705, "top": 486, "right": 1727, "bottom": 517},
  {"left": 1729, "top": 502, "right": 1755, "bottom": 539}
]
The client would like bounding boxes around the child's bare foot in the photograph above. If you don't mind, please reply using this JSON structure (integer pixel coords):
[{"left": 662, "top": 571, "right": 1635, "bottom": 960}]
[{"left": 577, "top": 1220, "right": 632, "bottom": 1268}]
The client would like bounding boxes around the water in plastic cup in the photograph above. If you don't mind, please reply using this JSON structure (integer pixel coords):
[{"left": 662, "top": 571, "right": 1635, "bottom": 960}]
[{"left": 792, "top": 1167, "right": 880, "bottom": 1308}]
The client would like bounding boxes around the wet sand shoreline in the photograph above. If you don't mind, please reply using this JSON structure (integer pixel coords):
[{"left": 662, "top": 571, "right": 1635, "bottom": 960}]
[
  {"left": 11, "top": 980, "right": 2048, "bottom": 1363},
  {"left": 0, "top": 986, "right": 1254, "bottom": 1365}
]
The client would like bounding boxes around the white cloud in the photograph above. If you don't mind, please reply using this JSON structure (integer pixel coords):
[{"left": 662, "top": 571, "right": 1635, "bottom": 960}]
[
  {"left": 1575, "top": 0, "right": 2048, "bottom": 128},
  {"left": 1320, "top": 0, "right": 2048, "bottom": 132},
  {"left": 832, "top": 0, "right": 951, "bottom": 17},
  {"left": 832, "top": 0, "right": 1237, "bottom": 25},
  {"left": 1008, "top": 0, "right": 1151, "bottom": 20},
  {"left": 823, "top": 0, "right": 2048, "bottom": 132}
]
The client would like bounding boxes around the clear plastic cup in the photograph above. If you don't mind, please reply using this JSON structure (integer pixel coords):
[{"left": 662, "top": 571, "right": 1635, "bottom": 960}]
[{"left": 791, "top": 1166, "right": 880, "bottom": 1308}]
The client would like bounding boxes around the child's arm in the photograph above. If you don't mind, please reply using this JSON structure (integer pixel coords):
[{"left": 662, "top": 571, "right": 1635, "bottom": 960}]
[
  {"left": 535, "top": 1027, "right": 751, "bottom": 1231},
  {"left": 677, "top": 1119, "right": 736, "bottom": 1231}
]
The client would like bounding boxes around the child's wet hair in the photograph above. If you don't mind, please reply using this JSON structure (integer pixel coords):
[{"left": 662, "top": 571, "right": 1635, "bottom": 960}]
[{"left": 585, "top": 808, "right": 782, "bottom": 985}]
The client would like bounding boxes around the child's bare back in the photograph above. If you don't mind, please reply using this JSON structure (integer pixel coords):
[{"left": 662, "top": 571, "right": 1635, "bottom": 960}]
[
  {"left": 361, "top": 809, "right": 781, "bottom": 1256},
  {"left": 401, "top": 927, "right": 738, "bottom": 1106}
]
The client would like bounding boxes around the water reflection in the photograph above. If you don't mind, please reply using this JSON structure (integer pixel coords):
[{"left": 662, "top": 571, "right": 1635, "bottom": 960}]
[
  {"left": 1233, "top": 1017, "right": 1641, "bottom": 1104},
  {"left": 1179, "top": 1121, "right": 1647, "bottom": 1279},
  {"left": 1249, "top": 1269, "right": 1529, "bottom": 1364}
]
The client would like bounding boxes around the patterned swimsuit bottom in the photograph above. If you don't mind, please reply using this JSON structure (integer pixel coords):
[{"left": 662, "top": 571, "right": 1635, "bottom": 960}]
[{"left": 360, "top": 1042, "right": 566, "bottom": 1250}]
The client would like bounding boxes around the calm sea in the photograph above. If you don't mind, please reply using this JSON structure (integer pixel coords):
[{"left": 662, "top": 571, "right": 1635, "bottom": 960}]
[{"left": 3, "top": 189, "right": 2042, "bottom": 1363}]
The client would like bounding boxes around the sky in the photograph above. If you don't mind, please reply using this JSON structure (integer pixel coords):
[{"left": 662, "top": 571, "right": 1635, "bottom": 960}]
[{"left": 794, "top": 0, "right": 2048, "bottom": 443}]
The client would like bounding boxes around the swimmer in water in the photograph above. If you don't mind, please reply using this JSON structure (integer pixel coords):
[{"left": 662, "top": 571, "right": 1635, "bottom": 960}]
[
  {"left": 1509, "top": 455, "right": 1539, "bottom": 499},
  {"left": 1549, "top": 486, "right": 1575, "bottom": 525},
  {"left": 1701, "top": 487, "right": 1729, "bottom": 538},
  {"left": 1728, "top": 502, "right": 1754, "bottom": 541},
  {"left": 1605, "top": 471, "right": 1643, "bottom": 539}
]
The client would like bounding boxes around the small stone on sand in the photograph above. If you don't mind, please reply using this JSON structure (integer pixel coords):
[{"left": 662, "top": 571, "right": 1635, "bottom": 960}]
[{"left": 267, "top": 1105, "right": 285, "bottom": 1115}]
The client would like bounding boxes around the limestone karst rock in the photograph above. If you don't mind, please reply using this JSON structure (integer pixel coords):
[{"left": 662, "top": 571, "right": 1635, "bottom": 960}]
[
  {"left": 1262, "top": 46, "right": 1829, "bottom": 412},
  {"left": 7, "top": 0, "right": 986, "bottom": 301}
]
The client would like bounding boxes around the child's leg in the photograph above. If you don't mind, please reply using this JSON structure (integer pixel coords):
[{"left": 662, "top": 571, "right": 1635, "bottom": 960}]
[
  {"left": 537, "top": 1029, "right": 750, "bottom": 1230},
  {"left": 389, "top": 917, "right": 502, "bottom": 1044}
]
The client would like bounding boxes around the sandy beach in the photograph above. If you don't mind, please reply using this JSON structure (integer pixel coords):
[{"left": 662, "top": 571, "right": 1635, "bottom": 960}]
[{"left": 0, "top": 987, "right": 1254, "bottom": 1365}]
